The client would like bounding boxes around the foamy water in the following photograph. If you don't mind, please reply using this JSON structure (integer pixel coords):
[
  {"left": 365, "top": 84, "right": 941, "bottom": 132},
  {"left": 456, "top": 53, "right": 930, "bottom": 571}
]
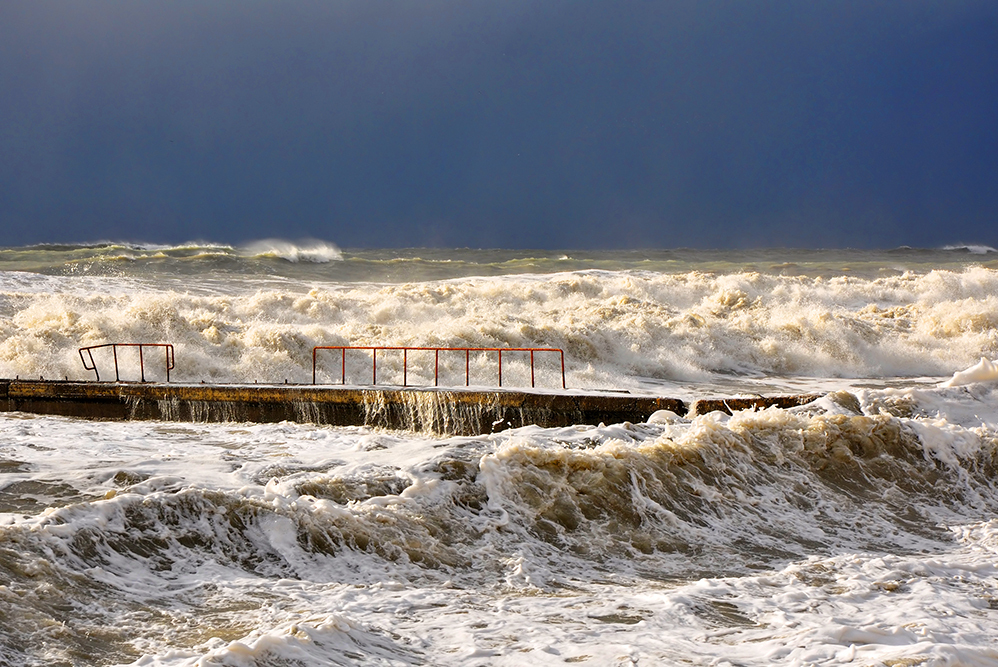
[
  {"left": 2, "top": 243, "right": 998, "bottom": 666},
  {"left": 2, "top": 244, "right": 998, "bottom": 394}
]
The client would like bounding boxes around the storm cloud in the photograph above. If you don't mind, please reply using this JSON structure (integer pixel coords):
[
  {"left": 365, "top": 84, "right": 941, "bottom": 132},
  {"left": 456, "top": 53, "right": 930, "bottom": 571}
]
[{"left": 2, "top": 1, "right": 996, "bottom": 248}]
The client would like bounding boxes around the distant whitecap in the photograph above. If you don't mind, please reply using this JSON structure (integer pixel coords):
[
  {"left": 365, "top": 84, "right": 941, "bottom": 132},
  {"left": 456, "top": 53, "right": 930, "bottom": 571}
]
[{"left": 941, "top": 244, "right": 997, "bottom": 254}]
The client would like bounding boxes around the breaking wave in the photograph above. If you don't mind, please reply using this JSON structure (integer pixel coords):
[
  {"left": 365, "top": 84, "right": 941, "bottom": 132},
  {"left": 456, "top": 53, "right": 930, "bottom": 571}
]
[
  {"left": 942, "top": 244, "right": 997, "bottom": 255},
  {"left": 238, "top": 239, "right": 343, "bottom": 263},
  {"left": 2, "top": 265, "right": 998, "bottom": 390}
]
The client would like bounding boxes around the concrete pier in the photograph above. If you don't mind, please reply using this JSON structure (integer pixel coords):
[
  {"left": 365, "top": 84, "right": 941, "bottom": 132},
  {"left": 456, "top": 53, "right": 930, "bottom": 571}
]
[{"left": 0, "top": 379, "right": 823, "bottom": 435}]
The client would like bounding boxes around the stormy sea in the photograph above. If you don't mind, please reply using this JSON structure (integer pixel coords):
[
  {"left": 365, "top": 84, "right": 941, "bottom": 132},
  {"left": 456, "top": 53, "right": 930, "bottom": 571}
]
[{"left": 2, "top": 241, "right": 998, "bottom": 666}]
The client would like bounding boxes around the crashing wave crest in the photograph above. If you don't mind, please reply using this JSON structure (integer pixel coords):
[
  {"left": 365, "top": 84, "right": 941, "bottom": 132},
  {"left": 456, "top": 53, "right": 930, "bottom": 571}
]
[{"left": 239, "top": 239, "right": 343, "bottom": 263}]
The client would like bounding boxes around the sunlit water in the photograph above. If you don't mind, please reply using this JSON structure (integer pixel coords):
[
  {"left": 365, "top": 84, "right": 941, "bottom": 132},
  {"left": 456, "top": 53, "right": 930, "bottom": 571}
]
[{"left": 2, "top": 242, "right": 998, "bottom": 666}]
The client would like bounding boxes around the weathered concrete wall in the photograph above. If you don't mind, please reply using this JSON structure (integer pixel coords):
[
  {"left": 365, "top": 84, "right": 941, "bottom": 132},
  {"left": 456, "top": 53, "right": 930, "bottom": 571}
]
[
  {"left": 0, "top": 379, "right": 825, "bottom": 435},
  {"left": 690, "top": 394, "right": 823, "bottom": 416},
  {"left": 0, "top": 380, "right": 688, "bottom": 435}
]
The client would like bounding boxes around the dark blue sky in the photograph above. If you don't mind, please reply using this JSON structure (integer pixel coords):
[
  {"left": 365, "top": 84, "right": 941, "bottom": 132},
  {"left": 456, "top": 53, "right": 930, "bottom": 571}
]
[{"left": 2, "top": 1, "right": 997, "bottom": 249}]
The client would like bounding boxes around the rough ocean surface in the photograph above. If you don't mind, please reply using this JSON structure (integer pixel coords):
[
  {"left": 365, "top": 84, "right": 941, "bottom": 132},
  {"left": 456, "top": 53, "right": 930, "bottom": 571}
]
[{"left": 2, "top": 242, "right": 998, "bottom": 666}]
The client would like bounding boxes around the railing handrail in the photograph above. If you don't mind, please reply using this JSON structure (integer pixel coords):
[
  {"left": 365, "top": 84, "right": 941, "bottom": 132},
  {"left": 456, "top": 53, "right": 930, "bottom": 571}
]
[
  {"left": 78, "top": 343, "right": 175, "bottom": 382},
  {"left": 312, "top": 346, "right": 566, "bottom": 389}
]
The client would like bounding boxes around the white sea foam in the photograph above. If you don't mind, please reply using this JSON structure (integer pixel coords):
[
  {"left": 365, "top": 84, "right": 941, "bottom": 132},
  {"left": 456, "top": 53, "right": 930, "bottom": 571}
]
[
  {"left": 3, "top": 381, "right": 998, "bottom": 666},
  {"left": 2, "top": 266, "right": 997, "bottom": 392},
  {"left": 941, "top": 357, "right": 998, "bottom": 387}
]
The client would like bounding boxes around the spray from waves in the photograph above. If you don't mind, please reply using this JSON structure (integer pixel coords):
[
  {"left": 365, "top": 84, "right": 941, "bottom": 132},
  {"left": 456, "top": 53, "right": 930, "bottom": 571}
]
[
  {"left": 2, "top": 388, "right": 998, "bottom": 665},
  {"left": 237, "top": 239, "right": 343, "bottom": 263},
  {"left": 2, "top": 266, "right": 998, "bottom": 387}
]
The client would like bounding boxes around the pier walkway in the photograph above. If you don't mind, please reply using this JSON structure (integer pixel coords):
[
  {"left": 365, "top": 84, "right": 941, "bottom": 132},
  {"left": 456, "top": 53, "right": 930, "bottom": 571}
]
[{"left": 0, "top": 379, "right": 821, "bottom": 435}]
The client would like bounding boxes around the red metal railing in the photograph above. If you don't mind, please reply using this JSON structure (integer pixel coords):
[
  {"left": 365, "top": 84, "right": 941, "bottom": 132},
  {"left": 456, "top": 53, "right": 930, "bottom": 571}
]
[
  {"left": 79, "top": 343, "right": 175, "bottom": 382},
  {"left": 312, "top": 346, "right": 566, "bottom": 389}
]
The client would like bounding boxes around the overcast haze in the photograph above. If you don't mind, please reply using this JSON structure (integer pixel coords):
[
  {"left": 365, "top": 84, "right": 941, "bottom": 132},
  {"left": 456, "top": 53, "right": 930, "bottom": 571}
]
[{"left": 2, "top": 1, "right": 997, "bottom": 249}]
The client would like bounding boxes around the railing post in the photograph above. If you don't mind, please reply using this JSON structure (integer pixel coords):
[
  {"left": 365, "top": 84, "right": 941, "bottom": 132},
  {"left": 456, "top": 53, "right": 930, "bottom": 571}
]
[
  {"left": 498, "top": 349, "right": 502, "bottom": 387},
  {"left": 139, "top": 345, "right": 146, "bottom": 382},
  {"left": 79, "top": 348, "right": 100, "bottom": 381},
  {"left": 560, "top": 350, "right": 565, "bottom": 388},
  {"left": 403, "top": 349, "right": 408, "bottom": 387},
  {"left": 113, "top": 345, "right": 120, "bottom": 381},
  {"left": 465, "top": 349, "right": 470, "bottom": 386},
  {"left": 435, "top": 349, "right": 439, "bottom": 386},
  {"left": 530, "top": 350, "right": 535, "bottom": 387}
]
